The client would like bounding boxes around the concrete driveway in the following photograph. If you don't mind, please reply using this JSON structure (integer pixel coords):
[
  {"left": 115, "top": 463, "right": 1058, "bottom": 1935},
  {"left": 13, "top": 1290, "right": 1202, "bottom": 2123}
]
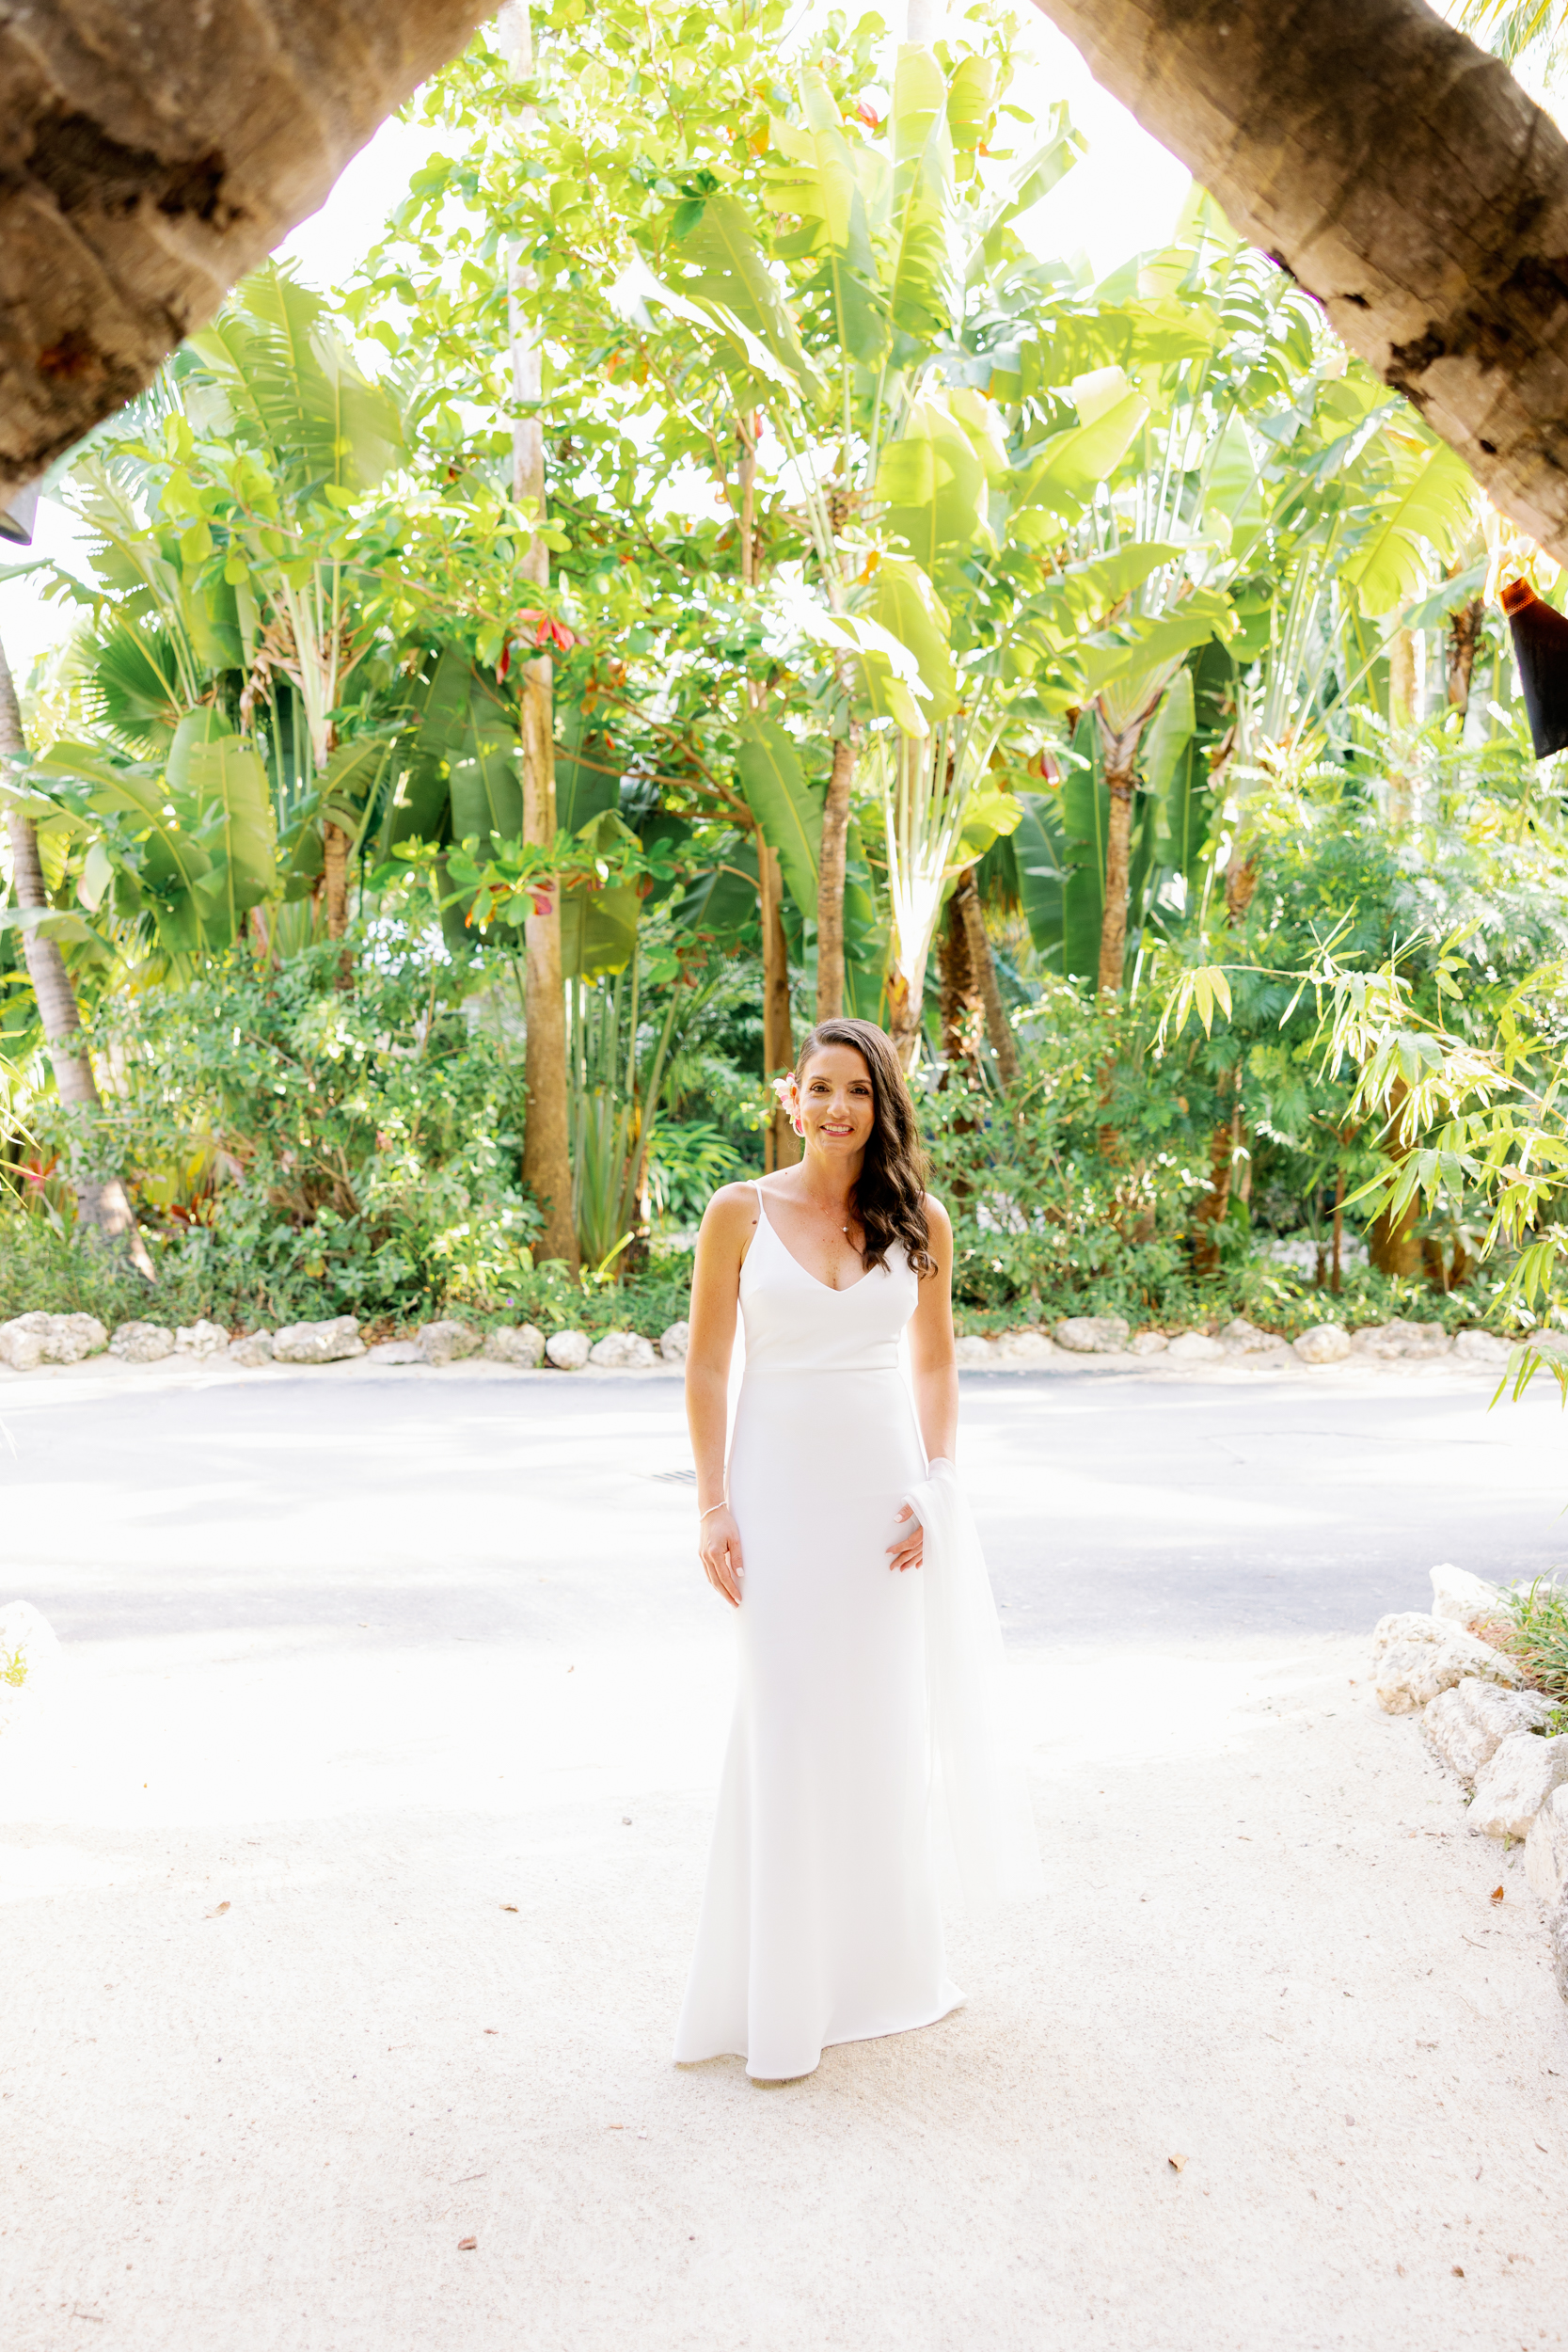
[{"left": 2, "top": 1358, "right": 1565, "bottom": 2350}]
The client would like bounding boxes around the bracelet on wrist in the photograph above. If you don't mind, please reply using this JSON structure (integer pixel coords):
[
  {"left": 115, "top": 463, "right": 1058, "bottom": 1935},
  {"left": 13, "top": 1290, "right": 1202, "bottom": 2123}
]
[{"left": 699, "top": 1501, "right": 728, "bottom": 1522}]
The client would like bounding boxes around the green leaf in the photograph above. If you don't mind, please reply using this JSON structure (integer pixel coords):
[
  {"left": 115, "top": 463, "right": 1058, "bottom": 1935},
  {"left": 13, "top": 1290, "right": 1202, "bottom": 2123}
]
[
  {"left": 765, "top": 69, "right": 887, "bottom": 364},
  {"left": 865, "top": 556, "right": 958, "bottom": 723},
  {"left": 876, "top": 396, "right": 994, "bottom": 569},
  {"left": 736, "top": 720, "right": 823, "bottom": 920},
  {"left": 1013, "top": 389, "right": 1149, "bottom": 527},
  {"left": 1340, "top": 437, "right": 1480, "bottom": 617},
  {"left": 885, "top": 46, "right": 958, "bottom": 349}
]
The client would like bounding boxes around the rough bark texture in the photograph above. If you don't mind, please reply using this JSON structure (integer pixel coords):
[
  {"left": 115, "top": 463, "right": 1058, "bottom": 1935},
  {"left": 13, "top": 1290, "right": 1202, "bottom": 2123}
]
[
  {"left": 0, "top": 635, "right": 152, "bottom": 1271},
  {"left": 816, "top": 736, "right": 854, "bottom": 1022},
  {"left": 1031, "top": 0, "right": 1568, "bottom": 568},
  {"left": 939, "top": 884, "right": 981, "bottom": 1079},
  {"left": 502, "top": 0, "right": 576, "bottom": 1274},
  {"left": 1097, "top": 765, "right": 1136, "bottom": 999},
  {"left": 757, "top": 843, "right": 798, "bottom": 1172},
  {"left": 0, "top": 0, "right": 491, "bottom": 489},
  {"left": 955, "top": 867, "right": 1020, "bottom": 1087},
  {"left": 1448, "top": 596, "right": 1483, "bottom": 712}
]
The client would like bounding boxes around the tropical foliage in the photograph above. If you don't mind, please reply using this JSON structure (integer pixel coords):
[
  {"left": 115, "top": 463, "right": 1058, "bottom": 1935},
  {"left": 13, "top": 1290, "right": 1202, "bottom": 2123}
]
[{"left": 4, "top": 0, "right": 1568, "bottom": 1346}]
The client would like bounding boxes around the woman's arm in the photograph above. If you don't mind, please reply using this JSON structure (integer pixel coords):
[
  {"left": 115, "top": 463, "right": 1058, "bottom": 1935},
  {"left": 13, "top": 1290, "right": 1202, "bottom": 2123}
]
[
  {"left": 684, "top": 1184, "right": 754, "bottom": 1607},
  {"left": 888, "top": 1197, "right": 958, "bottom": 1573}
]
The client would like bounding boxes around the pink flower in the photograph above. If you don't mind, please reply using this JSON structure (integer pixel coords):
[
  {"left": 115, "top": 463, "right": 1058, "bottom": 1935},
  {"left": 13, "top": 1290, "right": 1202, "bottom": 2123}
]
[{"left": 771, "top": 1072, "right": 804, "bottom": 1136}]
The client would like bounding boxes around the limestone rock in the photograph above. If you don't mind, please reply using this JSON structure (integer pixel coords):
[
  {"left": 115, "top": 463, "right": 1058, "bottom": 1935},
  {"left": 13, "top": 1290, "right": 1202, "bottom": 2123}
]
[
  {"left": 1549, "top": 1887, "right": 1568, "bottom": 2006},
  {"left": 589, "top": 1328, "right": 659, "bottom": 1369},
  {"left": 271, "top": 1315, "right": 365, "bottom": 1365},
  {"left": 955, "top": 1335, "right": 997, "bottom": 1367},
  {"left": 1526, "top": 1784, "right": 1568, "bottom": 1903},
  {"left": 483, "top": 1324, "right": 546, "bottom": 1367},
  {"left": 1468, "top": 1731, "right": 1568, "bottom": 1840},
  {"left": 1221, "top": 1317, "right": 1290, "bottom": 1358},
  {"left": 227, "top": 1331, "right": 274, "bottom": 1367},
  {"left": 415, "top": 1319, "right": 481, "bottom": 1367},
  {"left": 1167, "top": 1331, "right": 1224, "bottom": 1364},
  {"left": 1371, "top": 1612, "right": 1523, "bottom": 1712},
  {"left": 1131, "top": 1329, "right": 1168, "bottom": 1356},
  {"left": 1430, "top": 1562, "right": 1508, "bottom": 1624},
  {"left": 658, "top": 1321, "right": 690, "bottom": 1364},
  {"left": 1422, "top": 1677, "right": 1554, "bottom": 1781},
  {"left": 1053, "top": 1315, "right": 1130, "bottom": 1354},
  {"left": 368, "top": 1341, "right": 424, "bottom": 1365},
  {"left": 0, "top": 1311, "right": 108, "bottom": 1369},
  {"left": 1454, "top": 1328, "right": 1510, "bottom": 1364},
  {"left": 995, "top": 1330, "right": 1057, "bottom": 1364},
  {"left": 109, "top": 1320, "right": 174, "bottom": 1365},
  {"left": 1293, "top": 1325, "right": 1350, "bottom": 1365},
  {"left": 175, "top": 1318, "right": 229, "bottom": 1359},
  {"left": 1351, "top": 1319, "right": 1452, "bottom": 1359},
  {"left": 545, "top": 1328, "right": 591, "bottom": 1372}
]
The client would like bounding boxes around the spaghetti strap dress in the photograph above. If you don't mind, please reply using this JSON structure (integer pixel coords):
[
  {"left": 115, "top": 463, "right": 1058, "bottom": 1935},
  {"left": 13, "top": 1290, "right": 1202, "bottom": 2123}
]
[{"left": 673, "top": 1194, "right": 964, "bottom": 2080}]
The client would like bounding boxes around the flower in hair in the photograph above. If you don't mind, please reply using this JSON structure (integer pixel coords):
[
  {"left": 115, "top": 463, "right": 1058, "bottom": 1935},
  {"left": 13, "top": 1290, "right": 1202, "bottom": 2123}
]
[{"left": 771, "top": 1071, "right": 805, "bottom": 1136}]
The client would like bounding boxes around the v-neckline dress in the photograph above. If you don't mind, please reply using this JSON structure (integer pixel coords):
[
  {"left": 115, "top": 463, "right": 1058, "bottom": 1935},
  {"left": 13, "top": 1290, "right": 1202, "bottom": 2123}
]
[{"left": 673, "top": 1191, "right": 964, "bottom": 2080}]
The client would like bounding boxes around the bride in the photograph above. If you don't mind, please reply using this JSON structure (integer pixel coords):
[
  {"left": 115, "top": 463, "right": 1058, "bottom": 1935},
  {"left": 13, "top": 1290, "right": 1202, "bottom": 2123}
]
[{"left": 673, "top": 1015, "right": 1035, "bottom": 2082}]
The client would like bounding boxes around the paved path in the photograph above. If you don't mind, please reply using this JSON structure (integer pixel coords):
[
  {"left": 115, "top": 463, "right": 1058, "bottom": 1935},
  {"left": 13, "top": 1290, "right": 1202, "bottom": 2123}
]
[{"left": 2, "top": 1360, "right": 1566, "bottom": 2349}]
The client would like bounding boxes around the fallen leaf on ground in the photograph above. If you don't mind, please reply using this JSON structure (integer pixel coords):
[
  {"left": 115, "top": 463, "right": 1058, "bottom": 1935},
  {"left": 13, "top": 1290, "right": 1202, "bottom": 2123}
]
[
  {"left": 206, "top": 1902, "right": 230, "bottom": 1918},
  {"left": 1451, "top": 2264, "right": 1464, "bottom": 2277},
  {"left": 500, "top": 1903, "right": 517, "bottom": 1913},
  {"left": 483, "top": 2028, "right": 499, "bottom": 2036},
  {"left": 1490, "top": 1885, "right": 1504, "bottom": 1904},
  {"left": 1167, "top": 2153, "right": 1187, "bottom": 2173},
  {"left": 458, "top": 2235, "right": 477, "bottom": 2250}
]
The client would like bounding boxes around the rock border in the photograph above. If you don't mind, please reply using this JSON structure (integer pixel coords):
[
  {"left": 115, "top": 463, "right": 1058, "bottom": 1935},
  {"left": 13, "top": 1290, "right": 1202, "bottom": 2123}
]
[{"left": 1373, "top": 1565, "right": 1568, "bottom": 2006}]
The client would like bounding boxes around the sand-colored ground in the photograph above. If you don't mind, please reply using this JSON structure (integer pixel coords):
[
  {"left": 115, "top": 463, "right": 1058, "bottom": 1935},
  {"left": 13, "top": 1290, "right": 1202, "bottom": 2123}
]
[{"left": 2, "top": 1359, "right": 1566, "bottom": 2349}]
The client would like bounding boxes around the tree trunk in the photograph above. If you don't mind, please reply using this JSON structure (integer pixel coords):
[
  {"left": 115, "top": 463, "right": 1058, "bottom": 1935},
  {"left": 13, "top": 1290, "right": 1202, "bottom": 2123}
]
[
  {"left": 1189, "top": 1097, "right": 1239, "bottom": 1278},
  {"left": 0, "top": 0, "right": 492, "bottom": 493},
  {"left": 1386, "top": 626, "right": 1418, "bottom": 828},
  {"left": 885, "top": 959, "right": 927, "bottom": 1073},
  {"left": 323, "top": 818, "right": 351, "bottom": 941},
  {"left": 0, "top": 635, "right": 153, "bottom": 1274},
  {"left": 501, "top": 0, "right": 576, "bottom": 1275},
  {"left": 1030, "top": 0, "right": 1568, "bottom": 569},
  {"left": 757, "top": 841, "right": 799, "bottom": 1172},
  {"left": 1097, "top": 760, "right": 1137, "bottom": 999},
  {"left": 816, "top": 735, "right": 854, "bottom": 1021},
  {"left": 939, "top": 884, "right": 981, "bottom": 1081},
  {"left": 1366, "top": 1078, "right": 1423, "bottom": 1277},
  {"left": 1448, "top": 596, "right": 1483, "bottom": 715},
  {"left": 954, "top": 867, "right": 1020, "bottom": 1086}
]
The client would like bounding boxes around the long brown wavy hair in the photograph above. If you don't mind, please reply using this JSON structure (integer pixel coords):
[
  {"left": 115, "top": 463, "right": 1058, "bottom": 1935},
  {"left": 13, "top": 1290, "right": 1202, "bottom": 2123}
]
[{"left": 794, "top": 1018, "right": 935, "bottom": 1276}]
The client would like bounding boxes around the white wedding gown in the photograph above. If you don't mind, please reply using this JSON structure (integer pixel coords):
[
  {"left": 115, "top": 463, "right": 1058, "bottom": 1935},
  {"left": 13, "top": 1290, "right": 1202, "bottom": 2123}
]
[{"left": 673, "top": 1196, "right": 968, "bottom": 2081}]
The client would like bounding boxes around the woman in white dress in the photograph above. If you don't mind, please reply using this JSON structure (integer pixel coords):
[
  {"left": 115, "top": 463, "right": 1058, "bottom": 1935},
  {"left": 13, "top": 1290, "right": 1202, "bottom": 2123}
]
[{"left": 673, "top": 1017, "right": 970, "bottom": 2082}]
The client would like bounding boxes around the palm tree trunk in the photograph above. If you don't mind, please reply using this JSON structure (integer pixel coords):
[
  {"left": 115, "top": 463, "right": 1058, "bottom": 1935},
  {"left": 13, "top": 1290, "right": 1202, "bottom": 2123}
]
[
  {"left": 0, "top": 0, "right": 493, "bottom": 491},
  {"left": 1029, "top": 0, "right": 1568, "bottom": 567},
  {"left": 501, "top": 0, "right": 577, "bottom": 1275},
  {"left": 0, "top": 636, "right": 153, "bottom": 1275},
  {"left": 1096, "top": 745, "right": 1138, "bottom": 999},
  {"left": 954, "top": 867, "right": 1020, "bottom": 1085},
  {"left": 939, "top": 885, "right": 981, "bottom": 1080},
  {"left": 758, "top": 842, "right": 799, "bottom": 1171},
  {"left": 1447, "top": 596, "right": 1483, "bottom": 715},
  {"left": 816, "top": 735, "right": 854, "bottom": 1020}
]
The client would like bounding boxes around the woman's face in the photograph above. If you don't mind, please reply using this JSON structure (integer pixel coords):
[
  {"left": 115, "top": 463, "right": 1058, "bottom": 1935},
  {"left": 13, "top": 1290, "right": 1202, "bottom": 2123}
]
[{"left": 798, "top": 1044, "right": 876, "bottom": 1159}]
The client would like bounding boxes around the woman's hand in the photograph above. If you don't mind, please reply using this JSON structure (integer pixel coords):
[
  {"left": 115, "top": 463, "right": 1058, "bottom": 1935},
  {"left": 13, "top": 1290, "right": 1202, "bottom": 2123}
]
[
  {"left": 887, "top": 1503, "right": 924, "bottom": 1573},
  {"left": 699, "top": 1506, "right": 744, "bottom": 1608}
]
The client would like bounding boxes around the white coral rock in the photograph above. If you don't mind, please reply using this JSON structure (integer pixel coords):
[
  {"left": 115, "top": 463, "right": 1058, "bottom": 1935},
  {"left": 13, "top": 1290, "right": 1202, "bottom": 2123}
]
[
  {"left": 1421, "top": 1677, "right": 1554, "bottom": 1781},
  {"left": 483, "top": 1324, "right": 546, "bottom": 1367},
  {"left": 1468, "top": 1731, "right": 1568, "bottom": 1840},
  {"left": 271, "top": 1316, "right": 365, "bottom": 1365},
  {"left": 1527, "top": 1785, "right": 1568, "bottom": 1903},
  {"left": 1293, "top": 1325, "right": 1349, "bottom": 1365},
  {"left": 658, "top": 1320, "right": 690, "bottom": 1364},
  {"left": 545, "top": 1329, "right": 591, "bottom": 1371},
  {"left": 588, "top": 1329, "right": 658, "bottom": 1369}
]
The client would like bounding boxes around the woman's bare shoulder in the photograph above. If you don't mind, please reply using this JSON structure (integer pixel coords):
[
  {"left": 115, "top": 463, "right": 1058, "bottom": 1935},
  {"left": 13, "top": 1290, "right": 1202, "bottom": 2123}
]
[
  {"left": 701, "top": 1181, "right": 762, "bottom": 1238},
  {"left": 922, "top": 1191, "right": 953, "bottom": 1240}
]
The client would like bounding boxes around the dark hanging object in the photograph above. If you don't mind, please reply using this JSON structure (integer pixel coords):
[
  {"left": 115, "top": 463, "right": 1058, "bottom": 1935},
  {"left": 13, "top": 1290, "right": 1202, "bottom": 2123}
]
[{"left": 1500, "top": 577, "right": 1568, "bottom": 757}]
